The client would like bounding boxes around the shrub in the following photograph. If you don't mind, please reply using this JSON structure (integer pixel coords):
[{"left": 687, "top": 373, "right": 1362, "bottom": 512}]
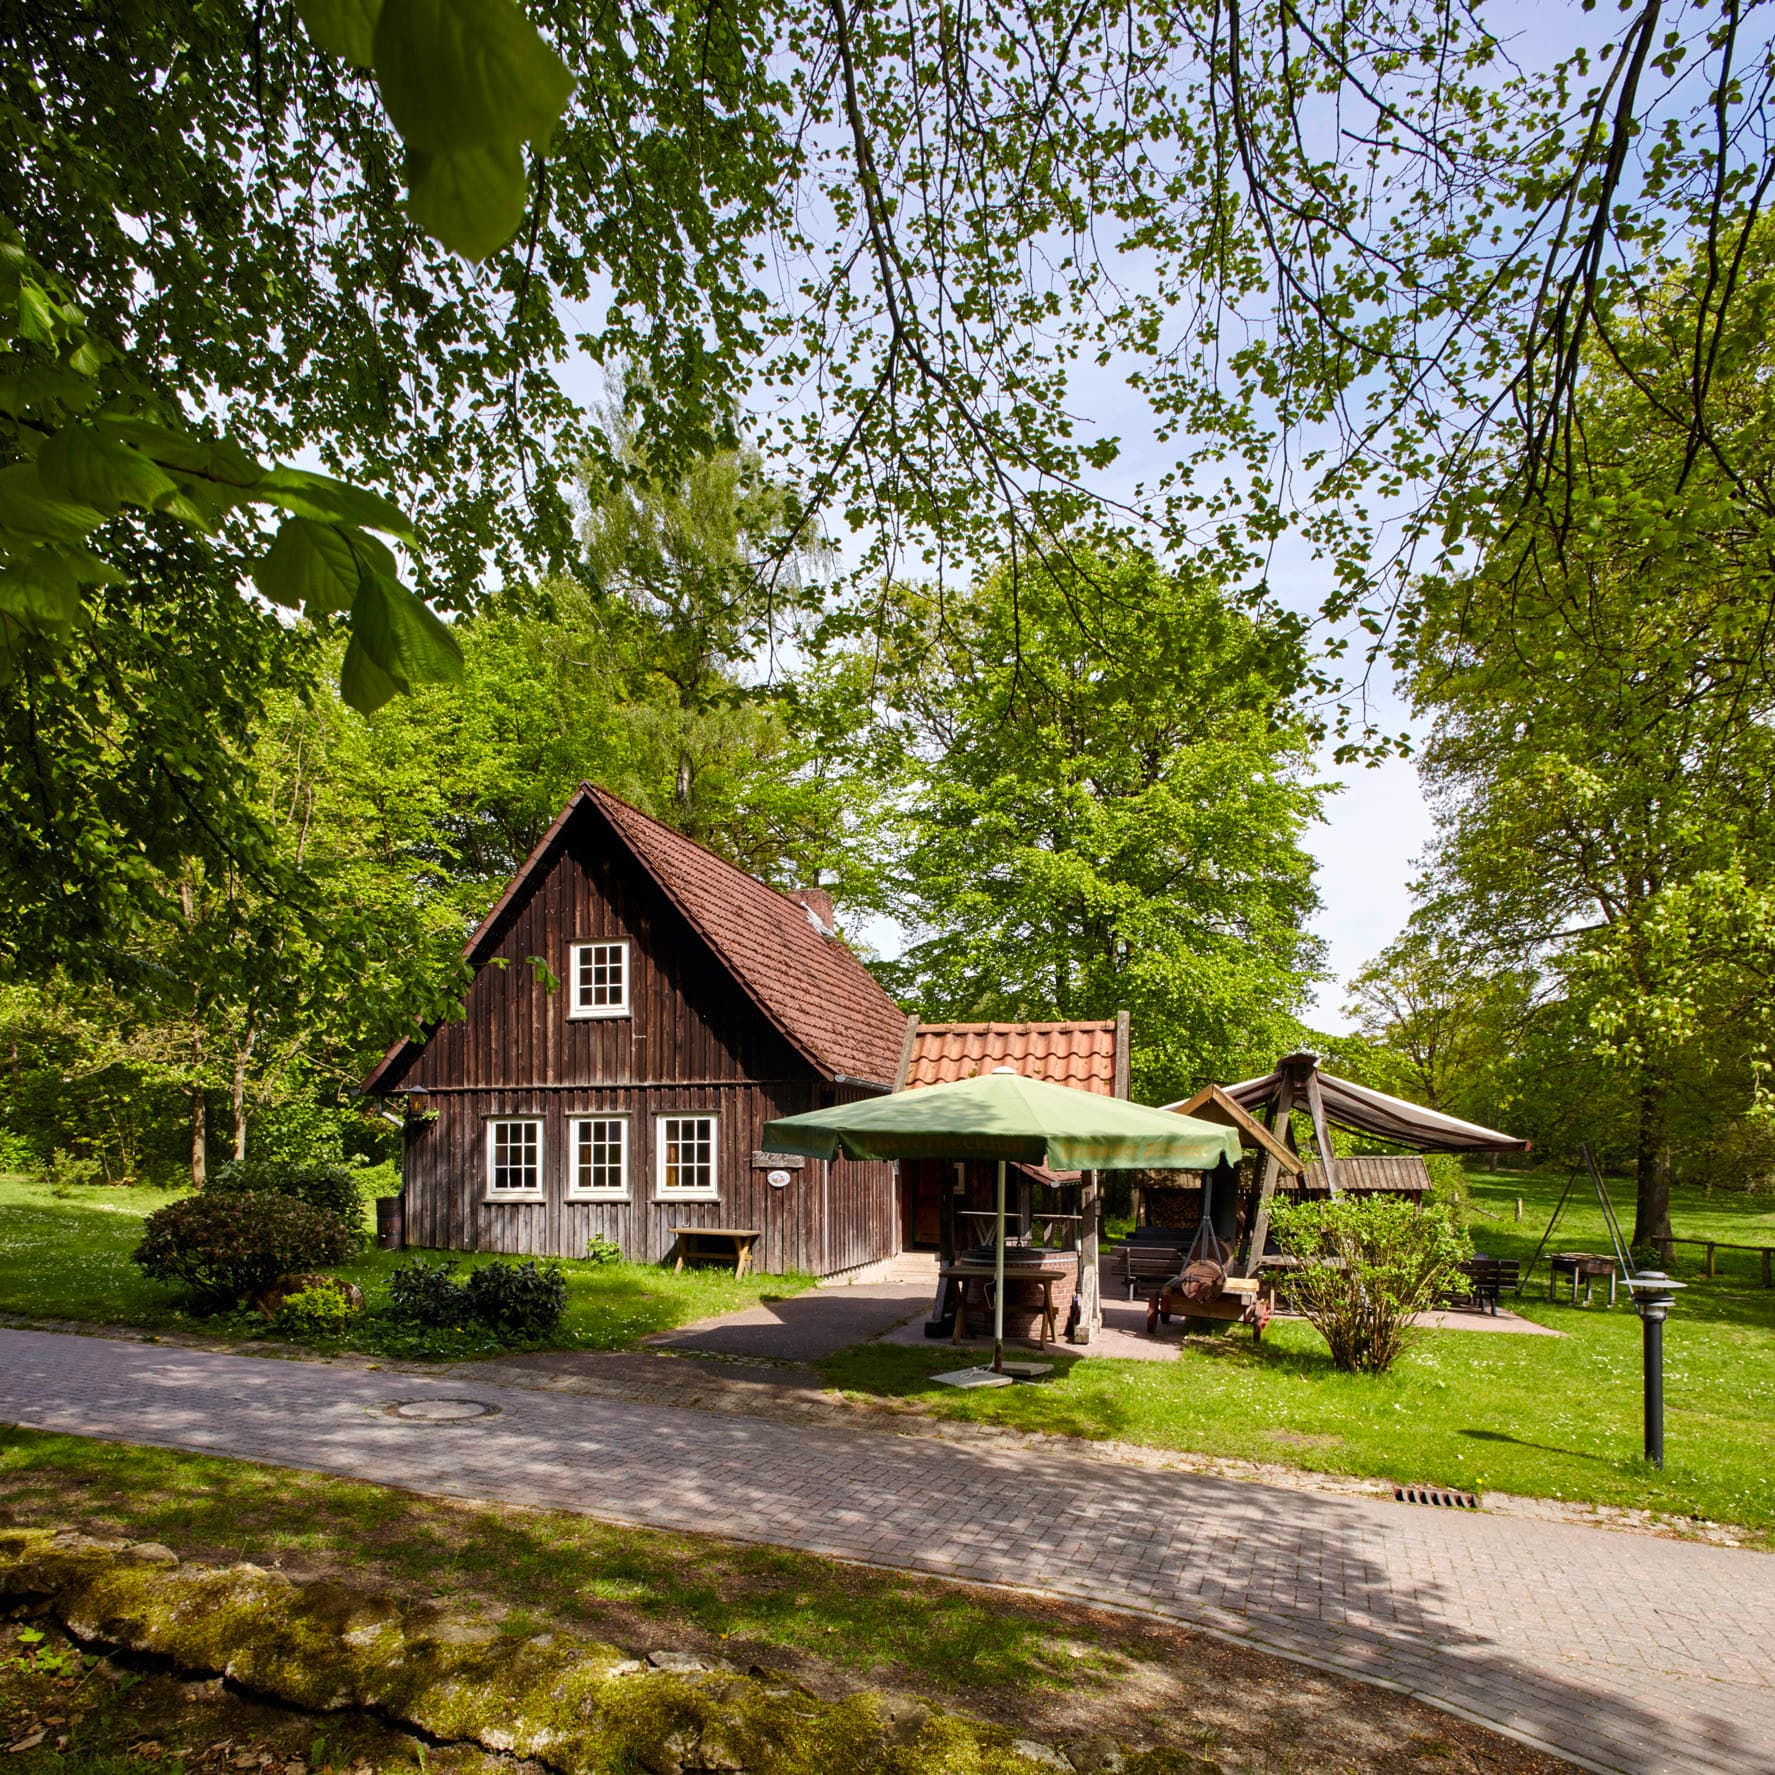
[
  {"left": 1269, "top": 1196, "right": 1470, "bottom": 1374},
  {"left": 584, "top": 1235, "right": 624, "bottom": 1265},
  {"left": 1421, "top": 1154, "right": 1474, "bottom": 1233},
  {"left": 207, "top": 1159, "right": 364, "bottom": 1228},
  {"left": 134, "top": 1192, "right": 358, "bottom": 1308},
  {"left": 385, "top": 1257, "right": 474, "bottom": 1328},
  {"left": 0, "top": 1129, "right": 37, "bottom": 1174},
  {"left": 270, "top": 1277, "right": 360, "bottom": 1340},
  {"left": 356, "top": 1159, "right": 402, "bottom": 1200},
  {"left": 37, "top": 1147, "right": 102, "bottom": 1192},
  {"left": 464, "top": 1259, "right": 568, "bottom": 1338}
]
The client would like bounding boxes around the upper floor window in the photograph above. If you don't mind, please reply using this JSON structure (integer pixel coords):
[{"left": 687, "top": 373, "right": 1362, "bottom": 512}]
[
  {"left": 657, "top": 1114, "right": 718, "bottom": 1200},
  {"left": 486, "top": 1118, "right": 543, "bottom": 1200},
  {"left": 568, "top": 1115, "right": 629, "bottom": 1199},
  {"left": 569, "top": 940, "right": 629, "bottom": 1018}
]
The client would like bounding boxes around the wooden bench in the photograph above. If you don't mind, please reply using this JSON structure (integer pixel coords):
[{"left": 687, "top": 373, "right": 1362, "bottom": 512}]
[
  {"left": 670, "top": 1226, "right": 763, "bottom": 1277},
  {"left": 1118, "top": 1245, "right": 1185, "bottom": 1299},
  {"left": 1459, "top": 1257, "right": 1520, "bottom": 1315}
]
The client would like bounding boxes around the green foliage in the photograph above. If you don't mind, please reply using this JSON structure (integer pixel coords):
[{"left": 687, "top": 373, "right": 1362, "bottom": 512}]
[
  {"left": 270, "top": 1276, "right": 360, "bottom": 1340},
  {"left": 583, "top": 1235, "right": 624, "bottom": 1265},
  {"left": 36, "top": 1148, "right": 102, "bottom": 1193},
  {"left": 464, "top": 1257, "right": 568, "bottom": 1337},
  {"left": 1268, "top": 1197, "right": 1469, "bottom": 1374},
  {"left": 385, "top": 1256, "right": 473, "bottom": 1328},
  {"left": 0, "top": 233, "right": 460, "bottom": 714},
  {"left": 133, "top": 1191, "right": 358, "bottom": 1308},
  {"left": 841, "top": 542, "right": 1323, "bottom": 1098},
  {"left": 206, "top": 1160, "right": 364, "bottom": 1225},
  {"left": 385, "top": 1254, "right": 567, "bottom": 1339},
  {"left": 0, "top": 1129, "right": 33, "bottom": 1173},
  {"left": 1420, "top": 1155, "right": 1473, "bottom": 1236}
]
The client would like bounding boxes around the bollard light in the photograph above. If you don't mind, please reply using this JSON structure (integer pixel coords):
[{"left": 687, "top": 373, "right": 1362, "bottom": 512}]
[{"left": 1625, "top": 1270, "right": 1684, "bottom": 1470}]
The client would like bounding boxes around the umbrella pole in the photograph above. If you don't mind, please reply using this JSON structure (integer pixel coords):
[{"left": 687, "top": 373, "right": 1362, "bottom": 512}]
[{"left": 993, "top": 1159, "right": 1006, "bottom": 1374}]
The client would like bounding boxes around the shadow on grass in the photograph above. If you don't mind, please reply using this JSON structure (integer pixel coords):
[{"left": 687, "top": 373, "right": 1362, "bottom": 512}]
[{"left": 1458, "top": 1426, "right": 1612, "bottom": 1465}]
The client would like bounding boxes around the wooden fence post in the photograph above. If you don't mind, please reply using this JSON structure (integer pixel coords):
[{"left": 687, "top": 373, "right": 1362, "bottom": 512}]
[{"left": 1705, "top": 1241, "right": 1717, "bottom": 1278}]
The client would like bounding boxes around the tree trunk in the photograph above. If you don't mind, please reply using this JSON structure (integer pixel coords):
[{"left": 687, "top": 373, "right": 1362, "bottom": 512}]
[
  {"left": 230, "top": 1025, "right": 257, "bottom": 1160},
  {"left": 1632, "top": 1061, "right": 1674, "bottom": 1246},
  {"left": 189, "top": 1089, "right": 207, "bottom": 1191}
]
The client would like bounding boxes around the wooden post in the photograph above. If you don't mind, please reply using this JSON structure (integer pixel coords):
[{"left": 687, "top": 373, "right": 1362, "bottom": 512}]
[
  {"left": 1302, "top": 1066, "right": 1340, "bottom": 1197},
  {"left": 1762, "top": 1247, "right": 1771, "bottom": 1289},
  {"left": 1240, "top": 1069, "right": 1296, "bottom": 1276},
  {"left": 1072, "top": 1169, "right": 1100, "bottom": 1344},
  {"left": 1515, "top": 1198, "right": 1523, "bottom": 1222},
  {"left": 1705, "top": 1241, "right": 1717, "bottom": 1278}
]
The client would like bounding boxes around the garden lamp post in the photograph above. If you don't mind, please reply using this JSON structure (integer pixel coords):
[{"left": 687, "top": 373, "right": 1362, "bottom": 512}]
[{"left": 1625, "top": 1270, "right": 1684, "bottom": 1470}]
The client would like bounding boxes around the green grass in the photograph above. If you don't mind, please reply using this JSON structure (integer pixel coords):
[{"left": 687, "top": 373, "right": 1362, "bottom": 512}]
[
  {"left": 0, "top": 1428, "right": 1123, "bottom": 1704},
  {"left": 822, "top": 1170, "right": 1775, "bottom": 1540},
  {"left": 0, "top": 1175, "right": 811, "bottom": 1357}
]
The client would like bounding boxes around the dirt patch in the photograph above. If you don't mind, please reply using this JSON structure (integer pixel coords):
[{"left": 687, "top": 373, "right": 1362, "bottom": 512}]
[{"left": 1262, "top": 1430, "right": 1342, "bottom": 1450}]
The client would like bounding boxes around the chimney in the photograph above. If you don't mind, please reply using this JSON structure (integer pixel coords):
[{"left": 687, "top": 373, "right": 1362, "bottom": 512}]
[{"left": 789, "top": 888, "right": 836, "bottom": 934}]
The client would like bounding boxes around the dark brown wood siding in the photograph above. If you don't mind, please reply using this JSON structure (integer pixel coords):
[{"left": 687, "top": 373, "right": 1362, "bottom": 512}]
[{"left": 392, "top": 814, "right": 900, "bottom": 1275}]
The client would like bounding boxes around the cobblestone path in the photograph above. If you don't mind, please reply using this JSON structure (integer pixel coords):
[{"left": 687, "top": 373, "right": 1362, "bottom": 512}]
[{"left": 0, "top": 1328, "right": 1768, "bottom": 1774}]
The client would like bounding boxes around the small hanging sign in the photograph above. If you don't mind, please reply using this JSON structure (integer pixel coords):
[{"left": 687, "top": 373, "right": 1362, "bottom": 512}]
[{"left": 766, "top": 1169, "right": 792, "bottom": 1190}]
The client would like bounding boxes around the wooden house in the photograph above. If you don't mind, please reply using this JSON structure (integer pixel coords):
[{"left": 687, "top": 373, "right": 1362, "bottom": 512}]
[{"left": 362, "top": 783, "right": 908, "bottom": 1277}]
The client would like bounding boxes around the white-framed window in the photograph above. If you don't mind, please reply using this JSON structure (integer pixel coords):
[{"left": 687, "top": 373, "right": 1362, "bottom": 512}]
[
  {"left": 656, "top": 1113, "right": 719, "bottom": 1201},
  {"left": 567, "top": 1114, "right": 630, "bottom": 1199},
  {"left": 569, "top": 940, "right": 629, "bottom": 1018},
  {"left": 485, "top": 1117, "right": 544, "bottom": 1200}
]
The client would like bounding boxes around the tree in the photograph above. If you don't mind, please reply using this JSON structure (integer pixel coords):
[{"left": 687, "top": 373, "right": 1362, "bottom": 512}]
[
  {"left": 12, "top": 0, "right": 1775, "bottom": 743},
  {"left": 848, "top": 543, "right": 1324, "bottom": 1100},
  {"left": 1407, "top": 240, "right": 1775, "bottom": 1241}
]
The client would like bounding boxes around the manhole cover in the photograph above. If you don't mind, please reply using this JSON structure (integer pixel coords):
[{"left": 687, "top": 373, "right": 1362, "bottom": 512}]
[{"left": 381, "top": 1398, "right": 502, "bottom": 1423}]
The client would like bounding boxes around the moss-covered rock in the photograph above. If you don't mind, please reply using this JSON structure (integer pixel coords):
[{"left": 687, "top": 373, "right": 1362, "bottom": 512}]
[{"left": 0, "top": 1526, "right": 1119, "bottom": 1775}]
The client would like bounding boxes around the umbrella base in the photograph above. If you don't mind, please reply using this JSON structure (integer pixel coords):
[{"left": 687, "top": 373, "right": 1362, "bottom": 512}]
[{"left": 933, "top": 1366, "right": 1015, "bottom": 1389}]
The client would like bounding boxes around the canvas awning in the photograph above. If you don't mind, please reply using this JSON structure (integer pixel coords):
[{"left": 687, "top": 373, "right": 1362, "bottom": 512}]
[{"left": 1221, "top": 1057, "right": 1526, "bottom": 1154}]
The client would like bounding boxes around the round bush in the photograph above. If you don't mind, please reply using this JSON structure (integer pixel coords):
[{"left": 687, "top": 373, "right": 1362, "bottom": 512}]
[
  {"left": 134, "top": 1191, "right": 358, "bottom": 1309},
  {"left": 206, "top": 1159, "right": 364, "bottom": 1227},
  {"left": 386, "top": 1257, "right": 473, "bottom": 1328},
  {"left": 269, "top": 1278, "right": 360, "bottom": 1341},
  {"left": 464, "top": 1259, "right": 567, "bottom": 1338}
]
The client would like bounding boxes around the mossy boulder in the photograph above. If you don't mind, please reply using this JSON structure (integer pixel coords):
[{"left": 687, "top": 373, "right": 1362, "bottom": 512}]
[{"left": 0, "top": 1527, "right": 1108, "bottom": 1774}]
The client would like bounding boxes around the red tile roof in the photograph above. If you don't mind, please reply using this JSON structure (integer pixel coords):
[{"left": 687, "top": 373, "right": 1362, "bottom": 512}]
[
  {"left": 585, "top": 785, "right": 907, "bottom": 1086},
  {"left": 900, "top": 1019, "right": 1127, "bottom": 1096}
]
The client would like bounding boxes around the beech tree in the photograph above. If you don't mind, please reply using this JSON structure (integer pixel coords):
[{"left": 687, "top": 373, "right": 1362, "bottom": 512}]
[{"left": 848, "top": 543, "right": 1324, "bottom": 1101}]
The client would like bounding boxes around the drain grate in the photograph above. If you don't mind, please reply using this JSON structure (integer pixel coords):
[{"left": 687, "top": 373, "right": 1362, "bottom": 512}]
[{"left": 1395, "top": 1485, "right": 1479, "bottom": 1509}]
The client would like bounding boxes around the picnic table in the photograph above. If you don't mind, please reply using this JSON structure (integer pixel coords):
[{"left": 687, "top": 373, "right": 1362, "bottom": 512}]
[
  {"left": 942, "top": 1260, "right": 1071, "bottom": 1350},
  {"left": 671, "top": 1226, "right": 763, "bottom": 1277}
]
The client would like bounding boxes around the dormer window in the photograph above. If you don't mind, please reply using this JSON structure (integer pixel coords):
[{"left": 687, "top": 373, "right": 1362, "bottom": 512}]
[{"left": 569, "top": 941, "right": 629, "bottom": 1018}]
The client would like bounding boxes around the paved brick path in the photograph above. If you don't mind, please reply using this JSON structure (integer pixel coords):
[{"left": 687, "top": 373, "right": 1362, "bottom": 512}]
[{"left": 0, "top": 1328, "right": 1769, "bottom": 1775}]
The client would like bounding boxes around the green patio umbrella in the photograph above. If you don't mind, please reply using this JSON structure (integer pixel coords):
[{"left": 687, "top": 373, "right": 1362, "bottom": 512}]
[{"left": 763, "top": 1068, "right": 1240, "bottom": 1374}]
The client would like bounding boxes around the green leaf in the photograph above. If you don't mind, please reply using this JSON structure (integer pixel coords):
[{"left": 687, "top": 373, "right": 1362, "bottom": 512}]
[
  {"left": 372, "top": 0, "right": 574, "bottom": 153},
  {"left": 37, "top": 426, "right": 182, "bottom": 515},
  {"left": 17, "top": 277, "right": 58, "bottom": 346},
  {"left": 406, "top": 143, "right": 529, "bottom": 262},
  {"left": 345, "top": 568, "right": 463, "bottom": 710},
  {"left": 252, "top": 517, "right": 360, "bottom": 614},
  {"left": 0, "top": 549, "right": 89, "bottom": 628},
  {"left": 256, "top": 466, "right": 416, "bottom": 540},
  {"left": 0, "top": 461, "right": 108, "bottom": 541},
  {"left": 101, "top": 417, "right": 265, "bottom": 487},
  {"left": 339, "top": 634, "right": 403, "bottom": 714},
  {"left": 296, "top": 0, "right": 382, "bottom": 66}
]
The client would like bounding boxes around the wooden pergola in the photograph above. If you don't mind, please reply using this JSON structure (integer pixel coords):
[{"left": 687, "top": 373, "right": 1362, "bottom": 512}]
[{"left": 1169, "top": 1051, "right": 1526, "bottom": 1277}]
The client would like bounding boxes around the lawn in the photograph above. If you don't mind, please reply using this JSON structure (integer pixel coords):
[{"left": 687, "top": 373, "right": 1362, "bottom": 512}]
[
  {"left": 822, "top": 1169, "right": 1775, "bottom": 1540},
  {"left": 0, "top": 1427, "right": 1565, "bottom": 1772},
  {"left": 0, "top": 1174, "right": 810, "bottom": 1356}
]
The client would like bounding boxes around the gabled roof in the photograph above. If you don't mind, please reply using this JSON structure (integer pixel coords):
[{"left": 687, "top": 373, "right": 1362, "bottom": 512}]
[
  {"left": 897, "top": 1015, "right": 1130, "bottom": 1097},
  {"left": 1162, "top": 1083, "right": 1303, "bottom": 1175},
  {"left": 364, "top": 782, "right": 907, "bottom": 1094}
]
